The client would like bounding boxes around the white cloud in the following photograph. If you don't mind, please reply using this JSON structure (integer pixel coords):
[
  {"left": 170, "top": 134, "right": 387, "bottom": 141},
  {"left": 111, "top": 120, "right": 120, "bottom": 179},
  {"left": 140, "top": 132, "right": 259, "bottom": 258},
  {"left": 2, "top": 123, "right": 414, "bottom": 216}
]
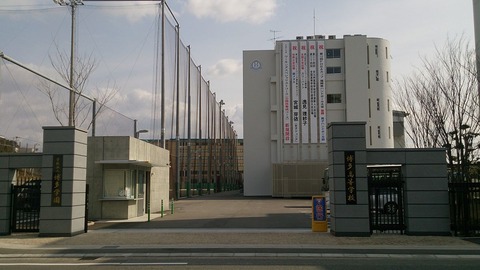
[
  {"left": 225, "top": 103, "right": 243, "bottom": 137},
  {"left": 1, "top": 0, "right": 40, "bottom": 8},
  {"left": 99, "top": 2, "right": 158, "bottom": 23},
  {"left": 207, "top": 59, "right": 242, "bottom": 77},
  {"left": 186, "top": 0, "right": 277, "bottom": 24}
]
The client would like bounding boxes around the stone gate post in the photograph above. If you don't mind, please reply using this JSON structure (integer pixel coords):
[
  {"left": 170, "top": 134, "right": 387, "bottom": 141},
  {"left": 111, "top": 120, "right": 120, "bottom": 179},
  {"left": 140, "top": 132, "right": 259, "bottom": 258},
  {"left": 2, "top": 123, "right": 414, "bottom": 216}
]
[
  {"left": 328, "top": 122, "right": 370, "bottom": 236},
  {"left": 39, "top": 127, "right": 87, "bottom": 237}
]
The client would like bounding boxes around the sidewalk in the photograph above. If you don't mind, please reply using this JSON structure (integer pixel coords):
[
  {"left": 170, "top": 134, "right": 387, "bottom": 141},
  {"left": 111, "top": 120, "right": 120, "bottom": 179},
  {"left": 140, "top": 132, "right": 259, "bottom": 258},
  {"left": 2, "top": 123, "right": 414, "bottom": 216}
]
[{"left": 1, "top": 191, "right": 479, "bottom": 256}]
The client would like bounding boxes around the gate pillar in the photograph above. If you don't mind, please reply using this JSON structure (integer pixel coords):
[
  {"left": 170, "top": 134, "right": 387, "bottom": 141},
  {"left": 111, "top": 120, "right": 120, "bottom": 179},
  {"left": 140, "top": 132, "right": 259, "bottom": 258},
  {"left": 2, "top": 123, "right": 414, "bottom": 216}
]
[
  {"left": 0, "top": 163, "right": 15, "bottom": 235},
  {"left": 39, "top": 127, "right": 87, "bottom": 237},
  {"left": 328, "top": 122, "right": 370, "bottom": 236}
]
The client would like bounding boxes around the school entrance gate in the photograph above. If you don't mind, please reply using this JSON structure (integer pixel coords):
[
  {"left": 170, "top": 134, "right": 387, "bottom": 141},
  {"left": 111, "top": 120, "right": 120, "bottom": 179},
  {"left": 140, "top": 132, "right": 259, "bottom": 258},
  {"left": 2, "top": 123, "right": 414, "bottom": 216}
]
[
  {"left": 11, "top": 179, "right": 41, "bottom": 232},
  {"left": 327, "top": 122, "right": 450, "bottom": 236},
  {"left": 0, "top": 127, "right": 88, "bottom": 236},
  {"left": 368, "top": 165, "right": 405, "bottom": 234}
]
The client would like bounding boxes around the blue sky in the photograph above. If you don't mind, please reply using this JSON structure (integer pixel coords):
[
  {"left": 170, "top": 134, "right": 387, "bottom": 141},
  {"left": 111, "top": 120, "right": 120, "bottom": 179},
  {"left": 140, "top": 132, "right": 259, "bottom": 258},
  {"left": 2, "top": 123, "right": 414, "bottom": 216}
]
[{"left": 0, "top": 0, "right": 475, "bottom": 144}]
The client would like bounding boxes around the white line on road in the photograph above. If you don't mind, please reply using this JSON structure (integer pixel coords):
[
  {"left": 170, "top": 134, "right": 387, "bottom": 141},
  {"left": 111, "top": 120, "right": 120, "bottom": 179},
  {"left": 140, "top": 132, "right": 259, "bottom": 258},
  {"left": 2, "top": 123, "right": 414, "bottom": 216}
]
[{"left": 0, "top": 262, "right": 188, "bottom": 266}]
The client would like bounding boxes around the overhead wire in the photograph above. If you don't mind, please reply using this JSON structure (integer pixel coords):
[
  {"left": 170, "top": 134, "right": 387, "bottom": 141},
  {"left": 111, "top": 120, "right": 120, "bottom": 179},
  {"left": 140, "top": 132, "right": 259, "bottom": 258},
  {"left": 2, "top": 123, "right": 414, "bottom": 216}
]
[{"left": 1, "top": 60, "right": 43, "bottom": 133}]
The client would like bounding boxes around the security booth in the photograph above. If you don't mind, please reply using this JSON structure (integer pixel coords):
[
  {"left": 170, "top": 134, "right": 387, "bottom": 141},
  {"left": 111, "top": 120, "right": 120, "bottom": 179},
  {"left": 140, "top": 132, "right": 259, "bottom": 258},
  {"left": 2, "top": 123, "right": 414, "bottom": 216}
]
[
  {"left": 95, "top": 161, "right": 152, "bottom": 219},
  {"left": 87, "top": 136, "right": 170, "bottom": 220}
]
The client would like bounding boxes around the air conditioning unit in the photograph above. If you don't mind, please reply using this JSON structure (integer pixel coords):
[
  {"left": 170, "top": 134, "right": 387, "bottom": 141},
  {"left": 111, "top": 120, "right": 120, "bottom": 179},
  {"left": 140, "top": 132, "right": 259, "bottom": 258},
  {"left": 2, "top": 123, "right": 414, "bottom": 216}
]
[
  {"left": 328, "top": 35, "right": 336, "bottom": 39},
  {"left": 296, "top": 36, "right": 303, "bottom": 40}
]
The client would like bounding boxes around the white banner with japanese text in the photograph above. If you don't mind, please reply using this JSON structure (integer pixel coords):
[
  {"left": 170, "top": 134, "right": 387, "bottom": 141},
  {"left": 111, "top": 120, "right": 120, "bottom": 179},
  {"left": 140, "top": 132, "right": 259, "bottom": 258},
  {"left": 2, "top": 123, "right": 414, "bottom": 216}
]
[
  {"left": 317, "top": 41, "right": 327, "bottom": 143},
  {"left": 308, "top": 41, "right": 318, "bottom": 143},
  {"left": 299, "top": 41, "right": 309, "bottom": 143},
  {"left": 282, "top": 42, "right": 291, "bottom": 144},
  {"left": 291, "top": 42, "right": 300, "bottom": 143}
]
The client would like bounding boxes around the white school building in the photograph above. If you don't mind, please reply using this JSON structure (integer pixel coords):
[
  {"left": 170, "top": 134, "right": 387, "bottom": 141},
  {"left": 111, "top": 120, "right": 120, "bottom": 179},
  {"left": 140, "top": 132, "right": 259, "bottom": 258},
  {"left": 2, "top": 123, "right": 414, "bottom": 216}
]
[{"left": 243, "top": 34, "right": 397, "bottom": 197}]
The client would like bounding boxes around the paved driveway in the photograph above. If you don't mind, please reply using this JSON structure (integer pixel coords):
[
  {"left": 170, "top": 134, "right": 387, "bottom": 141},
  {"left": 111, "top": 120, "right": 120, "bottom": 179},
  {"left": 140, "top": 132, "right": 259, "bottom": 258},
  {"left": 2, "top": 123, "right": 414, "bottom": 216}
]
[{"left": 91, "top": 190, "right": 312, "bottom": 230}]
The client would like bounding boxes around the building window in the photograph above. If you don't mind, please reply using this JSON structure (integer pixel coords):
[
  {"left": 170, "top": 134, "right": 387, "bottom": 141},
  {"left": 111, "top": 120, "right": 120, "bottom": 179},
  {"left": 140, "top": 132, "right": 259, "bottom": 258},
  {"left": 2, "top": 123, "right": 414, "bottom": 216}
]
[
  {"left": 377, "top": 126, "right": 381, "bottom": 138},
  {"left": 385, "top": 47, "right": 388, "bottom": 59},
  {"left": 327, "top": 66, "right": 341, "bottom": 74},
  {"left": 368, "top": 70, "right": 371, "bottom": 89},
  {"left": 376, "top": 70, "right": 379, "bottom": 81},
  {"left": 388, "top": 126, "right": 391, "bottom": 139},
  {"left": 368, "top": 98, "right": 371, "bottom": 118},
  {"left": 369, "top": 126, "right": 372, "bottom": 146},
  {"left": 367, "top": 45, "right": 370, "bottom": 64},
  {"left": 386, "top": 71, "right": 389, "bottom": 82},
  {"left": 327, "top": 94, "right": 342, "bottom": 103},
  {"left": 387, "top": 99, "right": 390, "bottom": 112},
  {"left": 103, "top": 169, "right": 136, "bottom": 199},
  {"left": 376, "top": 98, "right": 380, "bottom": 111},
  {"left": 137, "top": 170, "right": 145, "bottom": 198},
  {"left": 326, "top": 48, "right": 341, "bottom": 58},
  {"left": 375, "top": 45, "right": 378, "bottom": 56}
]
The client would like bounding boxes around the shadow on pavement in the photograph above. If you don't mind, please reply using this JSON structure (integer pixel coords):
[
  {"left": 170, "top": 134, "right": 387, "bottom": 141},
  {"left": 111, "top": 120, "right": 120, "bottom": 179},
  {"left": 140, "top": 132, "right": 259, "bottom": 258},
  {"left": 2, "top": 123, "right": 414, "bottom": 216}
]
[
  {"left": 90, "top": 213, "right": 311, "bottom": 230},
  {"left": 89, "top": 190, "right": 312, "bottom": 230}
]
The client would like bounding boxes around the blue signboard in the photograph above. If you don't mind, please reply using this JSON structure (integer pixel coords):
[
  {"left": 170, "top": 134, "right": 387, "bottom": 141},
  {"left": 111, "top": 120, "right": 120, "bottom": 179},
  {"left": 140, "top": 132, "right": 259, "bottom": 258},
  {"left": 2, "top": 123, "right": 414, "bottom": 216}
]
[{"left": 313, "top": 196, "right": 326, "bottom": 222}]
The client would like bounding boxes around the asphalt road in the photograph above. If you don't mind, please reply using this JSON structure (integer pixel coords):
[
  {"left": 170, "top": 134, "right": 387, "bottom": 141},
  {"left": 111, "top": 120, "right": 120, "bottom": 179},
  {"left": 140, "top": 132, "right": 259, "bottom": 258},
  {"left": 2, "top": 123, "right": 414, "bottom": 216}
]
[
  {"left": 2, "top": 190, "right": 480, "bottom": 269},
  {"left": 0, "top": 256, "right": 479, "bottom": 270}
]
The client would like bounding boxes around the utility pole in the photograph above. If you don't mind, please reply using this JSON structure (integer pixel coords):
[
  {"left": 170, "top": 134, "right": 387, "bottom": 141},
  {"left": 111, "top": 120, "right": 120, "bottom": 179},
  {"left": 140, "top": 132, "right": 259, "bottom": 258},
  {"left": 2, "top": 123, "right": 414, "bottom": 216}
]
[
  {"left": 198, "top": 65, "right": 202, "bottom": 195},
  {"left": 187, "top": 45, "right": 192, "bottom": 197},
  {"left": 175, "top": 24, "right": 180, "bottom": 200},
  {"left": 160, "top": 0, "right": 166, "bottom": 148},
  {"left": 54, "top": 0, "right": 83, "bottom": 126},
  {"left": 218, "top": 100, "right": 225, "bottom": 192}
]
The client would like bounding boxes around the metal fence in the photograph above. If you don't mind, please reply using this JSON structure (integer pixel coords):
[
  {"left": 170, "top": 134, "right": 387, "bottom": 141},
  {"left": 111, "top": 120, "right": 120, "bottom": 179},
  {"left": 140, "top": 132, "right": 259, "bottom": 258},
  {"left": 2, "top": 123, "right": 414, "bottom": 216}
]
[
  {"left": 449, "top": 182, "right": 480, "bottom": 236},
  {"left": 368, "top": 166, "right": 405, "bottom": 234},
  {"left": 0, "top": 1, "right": 241, "bottom": 200},
  {"left": 11, "top": 178, "right": 41, "bottom": 233}
]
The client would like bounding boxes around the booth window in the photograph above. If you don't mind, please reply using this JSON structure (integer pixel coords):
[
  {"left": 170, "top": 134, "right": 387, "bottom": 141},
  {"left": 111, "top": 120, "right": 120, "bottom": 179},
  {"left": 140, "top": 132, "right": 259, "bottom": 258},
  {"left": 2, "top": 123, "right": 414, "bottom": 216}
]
[
  {"left": 137, "top": 170, "right": 145, "bottom": 198},
  {"left": 103, "top": 169, "right": 136, "bottom": 199}
]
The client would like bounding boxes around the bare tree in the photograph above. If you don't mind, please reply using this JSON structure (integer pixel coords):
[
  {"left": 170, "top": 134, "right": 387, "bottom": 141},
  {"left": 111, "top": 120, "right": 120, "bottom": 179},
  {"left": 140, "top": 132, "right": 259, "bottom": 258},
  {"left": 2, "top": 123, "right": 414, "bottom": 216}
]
[
  {"left": 37, "top": 43, "right": 117, "bottom": 128},
  {"left": 394, "top": 35, "right": 479, "bottom": 182}
]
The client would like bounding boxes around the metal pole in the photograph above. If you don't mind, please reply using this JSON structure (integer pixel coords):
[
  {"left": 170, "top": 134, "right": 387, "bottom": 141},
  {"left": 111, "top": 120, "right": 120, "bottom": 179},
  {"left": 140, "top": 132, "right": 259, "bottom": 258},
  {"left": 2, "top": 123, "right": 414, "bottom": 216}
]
[
  {"left": 0, "top": 53, "right": 93, "bottom": 100},
  {"left": 68, "top": 2, "right": 76, "bottom": 126},
  {"left": 218, "top": 100, "right": 225, "bottom": 192},
  {"left": 213, "top": 94, "right": 217, "bottom": 192},
  {"left": 198, "top": 66, "right": 202, "bottom": 195},
  {"left": 92, "top": 99, "right": 96, "bottom": 137},
  {"left": 134, "top": 119, "right": 138, "bottom": 138},
  {"left": 160, "top": 0, "right": 166, "bottom": 148},
  {"left": 175, "top": 24, "right": 180, "bottom": 200},
  {"left": 207, "top": 85, "right": 212, "bottom": 194},
  {"left": 161, "top": 199, "right": 164, "bottom": 218},
  {"left": 187, "top": 45, "right": 192, "bottom": 198}
]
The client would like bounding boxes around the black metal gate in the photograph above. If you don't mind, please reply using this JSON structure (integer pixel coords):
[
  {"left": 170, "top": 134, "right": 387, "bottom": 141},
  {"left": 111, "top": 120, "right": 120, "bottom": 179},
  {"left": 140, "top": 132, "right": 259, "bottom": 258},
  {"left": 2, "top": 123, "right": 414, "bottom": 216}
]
[
  {"left": 368, "top": 166, "right": 405, "bottom": 234},
  {"left": 11, "top": 179, "right": 41, "bottom": 232},
  {"left": 449, "top": 182, "right": 480, "bottom": 236}
]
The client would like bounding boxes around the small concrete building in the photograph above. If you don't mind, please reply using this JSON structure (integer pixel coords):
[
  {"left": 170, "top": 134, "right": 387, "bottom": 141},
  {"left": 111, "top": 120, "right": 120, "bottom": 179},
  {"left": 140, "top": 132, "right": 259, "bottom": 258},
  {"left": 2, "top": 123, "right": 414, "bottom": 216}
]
[{"left": 87, "top": 136, "right": 170, "bottom": 220}]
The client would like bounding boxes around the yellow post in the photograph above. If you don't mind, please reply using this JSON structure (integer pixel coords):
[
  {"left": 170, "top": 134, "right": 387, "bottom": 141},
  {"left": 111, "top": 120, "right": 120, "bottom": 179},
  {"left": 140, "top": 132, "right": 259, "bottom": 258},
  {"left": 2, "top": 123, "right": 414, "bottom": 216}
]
[{"left": 312, "top": 196, "right": 328, "bottom": 232}]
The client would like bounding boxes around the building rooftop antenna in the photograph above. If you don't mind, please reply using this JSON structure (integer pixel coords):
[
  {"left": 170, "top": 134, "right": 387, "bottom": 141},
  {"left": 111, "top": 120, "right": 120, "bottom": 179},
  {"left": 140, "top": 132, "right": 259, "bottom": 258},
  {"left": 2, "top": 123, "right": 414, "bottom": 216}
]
[{"left": 268, "top": 30, "right": 283, "bottom": 44}]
